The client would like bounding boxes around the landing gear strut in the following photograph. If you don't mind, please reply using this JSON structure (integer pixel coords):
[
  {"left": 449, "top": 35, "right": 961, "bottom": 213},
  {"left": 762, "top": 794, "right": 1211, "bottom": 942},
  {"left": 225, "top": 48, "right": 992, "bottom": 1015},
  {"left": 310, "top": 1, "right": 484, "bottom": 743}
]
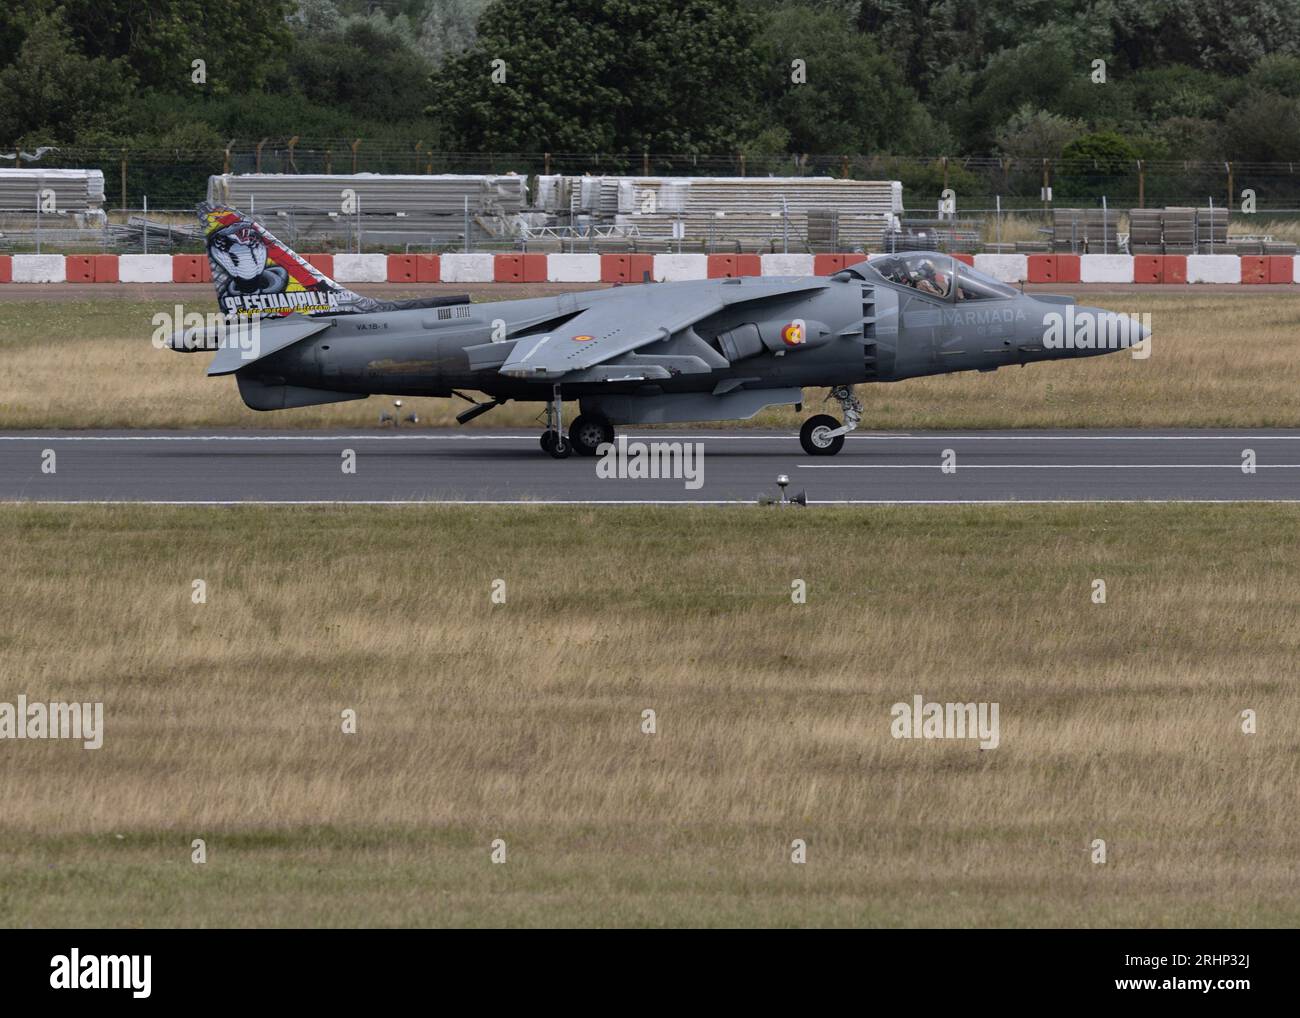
[
  {"left": 540, "top": 384, "right": 572, "bottom": 458},
  {"left": 799, "top": 385, "right": 862, "bottom": 456}
]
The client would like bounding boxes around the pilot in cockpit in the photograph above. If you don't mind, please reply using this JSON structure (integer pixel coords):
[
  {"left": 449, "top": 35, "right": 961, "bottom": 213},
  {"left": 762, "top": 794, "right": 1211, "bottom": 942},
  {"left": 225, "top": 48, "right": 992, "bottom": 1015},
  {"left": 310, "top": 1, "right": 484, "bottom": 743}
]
[{"left": 909, "top": 257, "right": 949, "bottom": 298}]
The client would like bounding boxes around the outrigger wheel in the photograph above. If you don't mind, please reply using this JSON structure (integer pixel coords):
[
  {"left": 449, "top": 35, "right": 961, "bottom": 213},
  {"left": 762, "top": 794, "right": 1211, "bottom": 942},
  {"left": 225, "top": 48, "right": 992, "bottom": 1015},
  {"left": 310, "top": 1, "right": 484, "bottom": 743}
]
[
  {"left": 569, "top": 413, "right": 615, "bottom": 456},
  {"left": 540, "top": 430, "right": 571, "bottom": 458},
  {"left": 540, "top": 383, "right": 572, "bottom": 458},
  {"left": 799, "top": 414, "right": 845, "bottom": 456}
]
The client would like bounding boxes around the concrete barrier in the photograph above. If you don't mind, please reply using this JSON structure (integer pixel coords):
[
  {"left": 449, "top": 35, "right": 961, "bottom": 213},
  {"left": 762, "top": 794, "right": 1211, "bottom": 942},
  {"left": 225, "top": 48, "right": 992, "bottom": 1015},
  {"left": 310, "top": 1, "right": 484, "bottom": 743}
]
[
  {"left": 973, "top": 253, "right": 1027, "bottom": 283},
  {"left": 1187, "top": 255, "right": 1240, "bottom": 284},
  {"left": 439, "top": 253, "right": 495, "bottom": 283},
  {"left": 304, "top": 254, "right": 334, "bottom": 278},
  {"left": 13, "top": 254, "right": 68, "bottom": 283},
  {"left": 1237, "top": 256, "right": 1292, "bottom": 284},
  {"left": 389, "top": 253, "right": 441, "bottom": 283},
  {"left": 493, "top": 253, "right": 547, "bottom": 282},
  {"left": 814, "top": 253, "right": 863, "bottom": 274},
  {"left": 172, "top": 254, "right": 210, "bottom": 283},
  {"left": 761, "top": 253, "right": 814, "bottom": 276},
  {"left": 1080, "top": 254, "right": 1133, "bottom": 283},
  {"left": 546, "top": 254, "right": 601, "bottom": 282},
  {"left": 65, "top": 255, "right": 96, "bottom": 283},
  {"left": 332, "top": 253, "right": 388, "bottom": 283},
  {"left": 119, "top": 254, "right": 177, "bottom": 283},
  {"left": 653, "top": 254, "right": 708, "bottom": 281},
  {"left": 707, "top": 254, "right": 762, "bottom": 278},
  {"left": 600, "top": 254, "right": 654, "bottom": 283},
  {"left": 15, "top": 250, "right": 1300, "bottom": 289},
  {"left": 414, "top": 254, "right": 439, "bottom": 283},
  {"left": 386, "top": 254, "right": 418, "bottom": 283}
]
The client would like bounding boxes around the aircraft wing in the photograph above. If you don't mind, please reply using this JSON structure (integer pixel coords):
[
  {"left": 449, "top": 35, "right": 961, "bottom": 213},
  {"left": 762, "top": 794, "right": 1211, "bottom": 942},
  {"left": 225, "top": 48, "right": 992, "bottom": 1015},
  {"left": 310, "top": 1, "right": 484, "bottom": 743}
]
[{"left": 497, "top": 279, "right": 828, "bottom": 380}]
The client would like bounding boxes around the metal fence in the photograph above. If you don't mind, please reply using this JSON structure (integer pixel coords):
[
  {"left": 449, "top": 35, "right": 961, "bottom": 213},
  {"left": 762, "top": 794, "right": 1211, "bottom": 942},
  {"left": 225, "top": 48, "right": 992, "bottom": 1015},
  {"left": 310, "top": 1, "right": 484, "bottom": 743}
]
[
  {"left": 8, "top": 140, "right": 1300, "bottom": 255},
  {"left": 6, "top": 203, "right": 1300, "bottom": 256},
  {"left": 14, "top": 144, "right": 1300, "bottom": 210}
]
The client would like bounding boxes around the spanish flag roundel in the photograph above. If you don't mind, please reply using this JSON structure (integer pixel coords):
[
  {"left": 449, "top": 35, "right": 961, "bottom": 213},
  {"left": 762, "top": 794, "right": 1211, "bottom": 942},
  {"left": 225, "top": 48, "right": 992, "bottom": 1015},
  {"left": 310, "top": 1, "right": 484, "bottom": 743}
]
[{"left": 781, "top": 322, "right": 805, "bottom": 346}]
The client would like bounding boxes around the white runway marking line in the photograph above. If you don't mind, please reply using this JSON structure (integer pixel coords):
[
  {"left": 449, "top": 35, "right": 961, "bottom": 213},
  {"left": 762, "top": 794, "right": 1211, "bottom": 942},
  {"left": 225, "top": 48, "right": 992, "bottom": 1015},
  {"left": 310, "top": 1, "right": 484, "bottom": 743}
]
[
  {"left": 0, "top": 499, "right": 755, "bottom": 506},
  {"left": 5, "top": 498, "right": 1300, "bottom": 507},
  {"left": 801, "top": 463, "right": 1300, "bottom": 469},
  {"left": 5, "top": 432, "right": 1300, "bottom": 442}
]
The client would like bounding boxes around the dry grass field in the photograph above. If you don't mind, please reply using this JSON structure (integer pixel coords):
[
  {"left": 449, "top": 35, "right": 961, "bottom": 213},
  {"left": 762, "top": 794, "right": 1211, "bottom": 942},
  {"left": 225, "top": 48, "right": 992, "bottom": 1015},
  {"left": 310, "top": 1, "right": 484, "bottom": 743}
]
[
  {"left": 0, "top": 503, "right": 1296, "bottom": 927},
  {"left": 1, "top": 291, "right": 1299, "bottom": 429}
]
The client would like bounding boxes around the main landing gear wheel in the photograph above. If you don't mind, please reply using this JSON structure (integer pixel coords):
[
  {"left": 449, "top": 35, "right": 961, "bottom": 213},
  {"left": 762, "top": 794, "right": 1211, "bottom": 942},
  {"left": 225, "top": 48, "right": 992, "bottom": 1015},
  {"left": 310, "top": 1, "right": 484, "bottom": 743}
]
[
  {"left": 569, "top": 413, "right": 615, "bottom": 456},
  {"left": 800, "top": 414, "right": 845, "bottom": 456},
  {"left": 540, "top": 430, "right": 571, "bottom": 458}
]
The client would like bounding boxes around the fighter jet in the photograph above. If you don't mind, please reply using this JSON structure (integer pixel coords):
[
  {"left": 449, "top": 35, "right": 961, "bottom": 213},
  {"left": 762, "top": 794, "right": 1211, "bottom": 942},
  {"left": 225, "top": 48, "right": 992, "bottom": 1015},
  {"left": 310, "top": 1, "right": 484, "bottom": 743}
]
[{"left": 169, "top": 204, "right": 1147, "bottom": 457}]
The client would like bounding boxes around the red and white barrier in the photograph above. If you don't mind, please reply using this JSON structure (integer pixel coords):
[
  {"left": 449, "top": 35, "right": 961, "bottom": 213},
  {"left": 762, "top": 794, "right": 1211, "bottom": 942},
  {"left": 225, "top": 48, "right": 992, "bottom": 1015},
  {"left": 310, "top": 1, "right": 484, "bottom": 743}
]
[
  {"left": 1186, "top": 255, "right": 1239, "bottom": 284},
  {"left": 545, "top": 253, "right": 601, "bottom": 282},
  {"left": 1026, "top": 255, "right": 1081, "bottom": 283},
  {"left": 653, "top": 254, "right": 708, "bottom": 281},
  {"left": 760, "top": 254, "right": 814, "bottom": 276},
  {"left": 13, "top": 254, "right": 67, "bottom": 283},
  {"left": 332, "top": 253, "right": 387, "bottom": 283},
  {"left": 600, "top": 254, "right": 654, "bottom": 283},
  {"left": 119, "top": 254, "right": 173, "bottom": 282},
  {"left": 1133, "top": 256, "right": 1187, "bottom": 284},
  {"left": 1079, "top": 255, "right": 1133, "bottom": 283},
  {"left": 439, "top": 253, "right": 495, "bottom": 283},
  {"left": 974, "top": 253, "right": 1027, "bottom": 283},
  {"left": 706, "top": 254, "right": 762, "bottom": 278},
  {"left": 1, "top": 251, "right": 1296, "bottom": 286}
]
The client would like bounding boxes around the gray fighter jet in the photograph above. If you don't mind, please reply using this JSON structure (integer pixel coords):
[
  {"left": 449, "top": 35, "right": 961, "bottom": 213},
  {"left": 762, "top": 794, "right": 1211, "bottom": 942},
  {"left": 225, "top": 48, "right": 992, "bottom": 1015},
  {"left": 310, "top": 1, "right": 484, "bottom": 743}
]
[{"left": 171, "top": 204, "right": 1147, "bottom": 457}]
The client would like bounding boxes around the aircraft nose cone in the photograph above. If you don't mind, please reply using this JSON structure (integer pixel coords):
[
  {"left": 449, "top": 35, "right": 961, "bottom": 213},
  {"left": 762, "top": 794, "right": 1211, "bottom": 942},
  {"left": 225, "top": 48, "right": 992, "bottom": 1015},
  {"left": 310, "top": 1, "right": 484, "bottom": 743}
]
[{"left": 1049, "top": 306, "right": 1148, "bottom": 355}]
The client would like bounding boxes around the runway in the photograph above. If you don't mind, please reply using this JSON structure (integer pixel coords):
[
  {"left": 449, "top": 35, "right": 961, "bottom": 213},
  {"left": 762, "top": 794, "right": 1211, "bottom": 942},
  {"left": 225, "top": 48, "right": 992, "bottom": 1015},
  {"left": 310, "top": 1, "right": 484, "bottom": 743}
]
[{"left": 3, "top": 429, "right": 1300, "bottom": 504}]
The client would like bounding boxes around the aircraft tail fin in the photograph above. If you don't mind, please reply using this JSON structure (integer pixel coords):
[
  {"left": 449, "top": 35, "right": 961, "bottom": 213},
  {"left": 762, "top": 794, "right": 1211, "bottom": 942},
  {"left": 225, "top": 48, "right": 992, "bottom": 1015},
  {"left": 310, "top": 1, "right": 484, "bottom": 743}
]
[{"left": 198, "top": 202, "right": 379, "bottom": 318}]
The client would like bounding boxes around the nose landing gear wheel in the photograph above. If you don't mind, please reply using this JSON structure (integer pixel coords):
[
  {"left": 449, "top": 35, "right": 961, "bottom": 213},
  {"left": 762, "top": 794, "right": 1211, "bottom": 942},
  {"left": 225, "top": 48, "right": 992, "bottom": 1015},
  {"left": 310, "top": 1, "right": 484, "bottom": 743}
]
[
  {"left": 800, "top": 414, "right": 845, "bottom": 456},
  {"left": 569, "top": 413, "right": 615, "bottom": 456}
]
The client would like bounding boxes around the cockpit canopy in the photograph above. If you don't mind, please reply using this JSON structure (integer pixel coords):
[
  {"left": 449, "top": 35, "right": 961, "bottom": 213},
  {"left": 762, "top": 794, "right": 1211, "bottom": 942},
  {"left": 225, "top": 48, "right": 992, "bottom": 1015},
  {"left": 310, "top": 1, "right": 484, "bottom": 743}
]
[{"left": 865, "top": 252, "right": 1019, "bottom": 301}]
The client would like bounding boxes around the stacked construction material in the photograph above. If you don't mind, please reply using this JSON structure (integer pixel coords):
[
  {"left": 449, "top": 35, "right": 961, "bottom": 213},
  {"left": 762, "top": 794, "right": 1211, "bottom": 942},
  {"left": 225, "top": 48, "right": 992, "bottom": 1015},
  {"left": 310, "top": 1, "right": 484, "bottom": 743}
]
[
  {"left": 1127, "top": 209, "right": 1164, "bottom": 253},
  {"left": 536, "top": 175, "right": 902, "bottom": 252},
  {"left": 1050, "top": 209, "right": 1120, "bottom": 253},
  {"left": 0, "top": 168, "right": 106, "bottom": 221},
  {"left": 1128, "top": 207, "right": 1246, "bottom": 254},
  {"left": 205, "top": 173, "right": 529, "bottom": 250}
]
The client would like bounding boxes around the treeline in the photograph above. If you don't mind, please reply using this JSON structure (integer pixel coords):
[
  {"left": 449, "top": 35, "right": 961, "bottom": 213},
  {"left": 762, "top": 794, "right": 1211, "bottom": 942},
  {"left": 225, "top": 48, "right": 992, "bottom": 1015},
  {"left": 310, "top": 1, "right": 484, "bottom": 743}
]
[{"left": 3, "top": 0, "right": 1300, "bottom": 165}]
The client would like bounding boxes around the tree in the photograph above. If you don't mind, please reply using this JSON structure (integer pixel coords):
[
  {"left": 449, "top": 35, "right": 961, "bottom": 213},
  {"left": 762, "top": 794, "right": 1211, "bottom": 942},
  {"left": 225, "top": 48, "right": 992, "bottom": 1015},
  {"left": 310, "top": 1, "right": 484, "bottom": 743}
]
[
  {"left": 1061, "top": 131, "right": 1141, "bottom": 173},
  {"left": 53, "top": 0, "right": 294, "bottom": 94},
  {"left": 416, "top": 0, "right": 491, "bottom": 68},
  {"left": 0, "top": 10, "right": 135, "bottom": 143},
  {"left": 432, "top": 0, "right": 764, "bottom": 153},
  {"left": 1108, "top": 0, "right": 1300, "bottom": 75},
  {"left": 995, "top": 106, "right": 1084, "bottom": 161},
  {"left": 1220, "top": 90, "right": 1300, "bottom": 163},
  {"left": 751, "top": 4, "right": 926, "bottom": 155},
  {"left": 289, "top": 16, "right": 434, "bottom": 121}
]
